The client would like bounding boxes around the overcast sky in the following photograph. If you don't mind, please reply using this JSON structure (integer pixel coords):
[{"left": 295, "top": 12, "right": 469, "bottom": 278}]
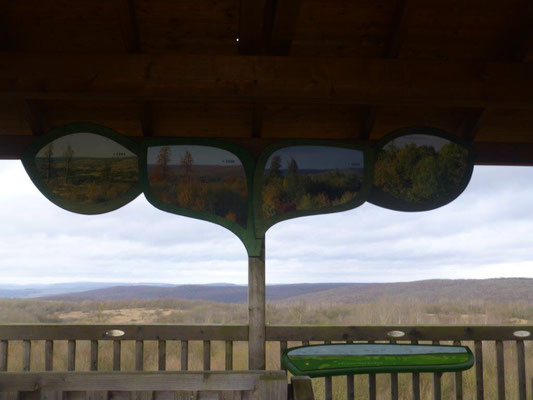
[{"left": 1, "top": 160, "right": 532, "bottom": 285}]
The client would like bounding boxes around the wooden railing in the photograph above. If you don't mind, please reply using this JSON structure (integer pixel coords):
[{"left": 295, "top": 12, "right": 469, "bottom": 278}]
[{"left": 0, "top": 324, "right": 531, "bottom": 400}]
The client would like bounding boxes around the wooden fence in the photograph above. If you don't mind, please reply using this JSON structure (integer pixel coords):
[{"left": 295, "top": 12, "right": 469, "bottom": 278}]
[{"left": 0, "top": 325, "right": 531, "bottom": 400}]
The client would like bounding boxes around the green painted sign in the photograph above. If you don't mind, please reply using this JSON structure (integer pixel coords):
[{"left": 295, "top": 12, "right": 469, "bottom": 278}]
[{"left": 282, "top": 343, "right": 474, "bottom": 377}]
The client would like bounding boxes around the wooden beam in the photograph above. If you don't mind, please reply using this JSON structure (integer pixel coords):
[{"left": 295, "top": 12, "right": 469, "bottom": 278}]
[
  {"left": 455, "top": 107, "right": 485, "bottom": 141},
  {"left": 138, "top": 101, "right": 153, "bottom": 137},
  {"left": 358, "top": 105, "right": 376, "bottom": 140},
  {"left": 383, "top": 0, "right": 411, "bottom": 58},
  {"left": 1, "top": 55, "right": 532, "bottom": 108},
  {"left": 24, "top": 100, "right": 50, "bottom": 136},
  {"left": 116, "top": 0, "right": 141, "bottom": 53},
  {"left": 238, "top": 0, "right": 269, "bottom": 54},
  {"left": 268, "top": 0, "right": 302, "bottom": 55},
  {"left": 251, "top": 103, "right": 264, "bottom": 138}
]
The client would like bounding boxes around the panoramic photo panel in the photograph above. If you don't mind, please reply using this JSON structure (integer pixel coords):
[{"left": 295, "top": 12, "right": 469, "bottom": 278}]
[
  {"left": 146, "top": 145, "right": 249, "bottom": 228},
  {"left": 261, "top": 145, "right": 366, "bottom": 223},
  {"left": 26, "top": 131, "right": 140, "bottom": 214},
  {"left": 370, "top": 132, "right": 473, "bottom": 211}
]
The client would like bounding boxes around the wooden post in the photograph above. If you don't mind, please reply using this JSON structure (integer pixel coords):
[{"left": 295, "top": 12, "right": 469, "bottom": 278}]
[{"left": 248, "top": 240, "right": 266, "bottom": 370}]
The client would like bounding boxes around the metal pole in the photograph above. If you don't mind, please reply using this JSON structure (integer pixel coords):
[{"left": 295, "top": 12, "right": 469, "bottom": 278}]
[{"left": 248, "top": 239, "right": 266, "bottom": 370}]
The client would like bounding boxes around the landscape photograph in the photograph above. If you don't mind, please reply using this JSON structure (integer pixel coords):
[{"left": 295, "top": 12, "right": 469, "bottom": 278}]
[
  {"left": 262, "top": 146, "right": 365, "bottom": 219},
  {"left": 34, "top": 133, "right": 139, "bottom": 205},
  {"left": 147, "top": 145, "right": 248, "bottom": 227}
]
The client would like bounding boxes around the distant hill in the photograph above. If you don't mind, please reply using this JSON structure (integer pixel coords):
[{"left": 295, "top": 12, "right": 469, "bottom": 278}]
[
  {"left": 40, "top": 278, "right": 533, "bottom": 304},
  {"left": 44, "top": 283, "right": 355, "bottom": 303}
]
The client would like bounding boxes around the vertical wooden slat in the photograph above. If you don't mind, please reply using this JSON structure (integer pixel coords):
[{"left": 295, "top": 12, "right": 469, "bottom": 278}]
[
  {"left": 90, "top": 340, "right": 98, "bottom": 371},
  {"left": 181, "top": 340, "right": 188, "bottom": 371},
  {"left": 158, "top": 340, "right": 166, "bottom": 371},
  {"left": 475, "top": 340, "right": 484, "bottom": 400},
  {"left": 203, "top": 340, "right": 211, "bottom": 371},
  {"left": 280, "top": 341, "right": 287, "bottom": 370},
  {"left": 390, "top": 339, "right": 398, "bottom": 400},
  {"left": 324, "top": 341, "right": 332, "bottom": 400},
  {"left": 346, "top": 340, "right": 354, "bottom": 400},
  {"left": 368, "top": 340, "right": 376, "bottom": 400},
  {"left": 495, "top": 340, "right": 505, "bottom": 400},
  {"left": 516, "top": 340, "right": 526, "bottom": 400},
  {"left": 45, "top": 340, "right": 53, "bottom": 371},
  {"left": 433, "top": 340, "right": 441, "bottom": 400},
  {"left": 453, "top": 340, "right": 463, "bottom": 400},
  {"left": 411, "top": 340, "right": 420, "bottom": 400},
  {"left": 225, "top": 340, "right": 233, "bottom": 371},
  {"left": 0, "top": 340, "right": 7, "bottom": 371},
  {"left": 22, "top": 340, "right": 31, "bottom": 371},
  {"left": 68, "top": 340, "right": 76, "bottom": 371},
  {"left": 135, "top": 340, "right": 144, "bottom": 371},
  {"left": 113, "top": 340, "right": 121, "bottom": 371}
]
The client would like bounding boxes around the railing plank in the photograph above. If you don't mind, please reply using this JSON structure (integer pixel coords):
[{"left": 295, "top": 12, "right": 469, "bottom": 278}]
[
  {"left": 495, "top": 340, "right": 505, "bottom": 400},
  {"left": 453, "top": 340, "right": 463, "bottom": 400},
  {"left": 136, "top": 340, "right": 144, "bottom": 371},
  {"left": 516, "top": 340, "right": 526, "bottom": 400},
  {"left": 475, "top": 340, "right": 484, "bottom": 400},
  {"left": 433, "top": 340, "right": 441, "bottom": 400},
  {"left": 0, "top": 340, "right": 7, "bottom": 371},
  {"left": 90, "top": 340, "right": 98, "bottom": 371},
  {"left": 324, "top": 341, "right": 332, "bottom": 400},
  {"left": 22, "top": 340, "right": 31, "bottom": 371},
  {"left": 203, "top": 340, "right": 211, "bottom": 371},
  {"left": 68, "top": 340, "right": 76, "bottom": 371},
  {"left": 280, "top": 341, "right": 287, "bottom": 371},
  {"left": 45, "top": 340, "right": 53, "bottom": 371},
  {"left": 346, "top": 340, "right": 354, "bottom": 400},
  {"left": 368, "top": 340, "right": 376, "bottom": 400},
  {"left": 225, "top": 340, "right": 233, "bottom": 371},
  {"left": 158, "top": 340, "right": 166, "bottom": 371},
  {"left": 181, "top": 340, "right": 188, "bottom": 371},
  {"left": 411, "top": 340, "right": 420, "bottom": 400},
  {"left": 113, "top": 340, "right": 121, "bottom": 371}
]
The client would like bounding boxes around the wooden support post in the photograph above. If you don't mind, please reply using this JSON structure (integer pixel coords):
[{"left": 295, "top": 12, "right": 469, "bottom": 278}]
[{"left": 248, "top": 240, "right": 266, "bottom": 370}]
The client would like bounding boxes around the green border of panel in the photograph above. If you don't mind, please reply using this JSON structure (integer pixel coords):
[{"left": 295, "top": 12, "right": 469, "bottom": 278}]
[
  {"left": 139, "top": 138, "right": 264, "bottom": 256},
  {"left": 21, "top": 122, "right": 142, "bottom": 215},
  {"left": 368, "top": 126, "right": 475, "bottom": 212},
  {"left": 281, "top": 343, "right": 475, "bottom": 377},
  {"left": 253, "top": 140, "right": 374, "bottom": 237}
]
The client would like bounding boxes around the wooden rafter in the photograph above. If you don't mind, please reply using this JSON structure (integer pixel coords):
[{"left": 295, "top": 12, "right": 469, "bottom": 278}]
[
  {"left": 251, "top": 103, "right": 264, "bottom": 138},
  {"left": 1, "top": 55, "right": 532, "bottom": 108},
  {"left": 501, "top": 0, "right": 533, "bottom": 62},
  {"left": 268, "top": 0, "right": 302, "bottom": 55},
  {"left": 116, "top": 0, "right": 141, "bottom": 53},
  {"left": 138, "top": 101, "right": 153, "bottom": 137},
  {"left": 238, "top": 0, "right": 269, "bottom": 54},
  {"left": 383, "top": 0, "right": 410, "bottom": 58},
  {"left": 358, "top": 106, "right": 376, "bottom": 140}
]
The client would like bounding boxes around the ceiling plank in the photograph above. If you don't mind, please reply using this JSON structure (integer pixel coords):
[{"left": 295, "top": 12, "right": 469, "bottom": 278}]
[
  {"left": 139, "top": 101, "right": 153, "bottom": 137},
  {"left": 501, "top": 0, "right": 533, "bottom": 62},
  {"left": 251, "top": 103, "right": 264, "bottom": 138},
  {"left": 268, "top": 0, "right": 302, "bottom": 55},
  {"left": 383, "top": 0, "right": 410, "bottom": 58},
  {"left": 238, "top": 0, "right": 269, "bottom": 54},
  {"left": 0, "top": 54, "right": 532, "bottom": 108},
  {"left": 116, "top": 0, "right": 141, "bottom": 53}
]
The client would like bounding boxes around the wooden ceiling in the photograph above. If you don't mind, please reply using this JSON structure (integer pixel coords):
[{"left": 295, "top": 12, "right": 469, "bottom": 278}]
[{"left": 0, "top": 0, "right": 532, "bottom": 163}]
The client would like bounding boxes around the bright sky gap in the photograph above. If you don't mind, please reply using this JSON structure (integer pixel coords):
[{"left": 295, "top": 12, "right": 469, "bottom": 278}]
[{"left": 1, "top": 160, "right": 533, "bottom": 285}]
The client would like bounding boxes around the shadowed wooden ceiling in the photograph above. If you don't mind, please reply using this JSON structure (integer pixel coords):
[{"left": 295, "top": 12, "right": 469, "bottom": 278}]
[{"left": 0, "top": 0, "right": 532, "bottom": 163}]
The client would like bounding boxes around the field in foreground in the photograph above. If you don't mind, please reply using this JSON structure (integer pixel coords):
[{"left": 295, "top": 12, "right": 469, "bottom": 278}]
[{"left": 0, "top": 296, "right": 531, "bottom": 399}]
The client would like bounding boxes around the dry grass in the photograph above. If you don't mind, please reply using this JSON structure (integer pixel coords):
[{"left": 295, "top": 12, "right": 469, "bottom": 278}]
[{"left": 0, "top": 297, "right": 531, "bottom": 399}]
